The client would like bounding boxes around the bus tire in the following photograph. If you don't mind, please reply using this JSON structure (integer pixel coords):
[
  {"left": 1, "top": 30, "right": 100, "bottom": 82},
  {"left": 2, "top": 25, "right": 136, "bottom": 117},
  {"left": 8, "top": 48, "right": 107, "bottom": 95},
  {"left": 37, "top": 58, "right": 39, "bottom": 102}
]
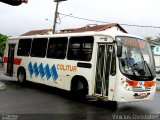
[
  {"left": 71, "top": 78, "right": 88, "bottom": 100},
  {"left": 17, "top": 68, "right": 26, "bottom": 85}
]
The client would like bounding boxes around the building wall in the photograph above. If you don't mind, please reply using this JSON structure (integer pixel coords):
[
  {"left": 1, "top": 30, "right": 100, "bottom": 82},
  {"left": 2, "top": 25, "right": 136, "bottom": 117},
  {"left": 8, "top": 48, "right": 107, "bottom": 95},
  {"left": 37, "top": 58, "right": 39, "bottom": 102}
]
[
  {"left": 104, "top": 26, "right": 125, "bottom": 33},
  {"left": 151, "top": 45, "right": 160, "bottom": 67},
  {"left": 152, "top": 45, "right": 160, "bottom": 55},
  {"left": 154, "top": 55, "right": 160, "bottom": 66}
]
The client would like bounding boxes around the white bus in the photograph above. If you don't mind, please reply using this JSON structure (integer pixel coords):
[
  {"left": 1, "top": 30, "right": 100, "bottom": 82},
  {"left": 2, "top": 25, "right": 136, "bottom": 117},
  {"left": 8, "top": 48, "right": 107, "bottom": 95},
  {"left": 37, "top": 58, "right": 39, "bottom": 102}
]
[{"left": 3, "top": 31, "right": 156, "bottom": 102}]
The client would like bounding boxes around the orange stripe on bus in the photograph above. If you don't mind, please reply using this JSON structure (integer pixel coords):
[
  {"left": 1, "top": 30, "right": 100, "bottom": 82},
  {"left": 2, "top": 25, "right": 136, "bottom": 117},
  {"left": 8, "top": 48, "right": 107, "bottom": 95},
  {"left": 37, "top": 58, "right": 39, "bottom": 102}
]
[
  {"left": 14, "top": 58, "right": 22, "bottom": 65},
  {"left": 3, "top": 57, "right": 22, "bottom": 65},
  {"left": 126, "top": 80, "right": 138, "bottom": 86},
  {"left": 3, "top": 57, "right": 8, "bottom": 63},
  {"left": 144, "top": 81, "right": 155, "bottom": 87},
  {"left": 126, "top": 80, "right": 155, "bottom": 87}
]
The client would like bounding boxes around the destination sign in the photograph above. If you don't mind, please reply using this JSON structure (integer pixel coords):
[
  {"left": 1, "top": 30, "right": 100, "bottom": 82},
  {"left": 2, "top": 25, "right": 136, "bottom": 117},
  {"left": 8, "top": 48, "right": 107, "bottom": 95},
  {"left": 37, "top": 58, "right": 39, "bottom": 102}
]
[{"left": 122, "top": 39, "right": 146, "bottom": 48}]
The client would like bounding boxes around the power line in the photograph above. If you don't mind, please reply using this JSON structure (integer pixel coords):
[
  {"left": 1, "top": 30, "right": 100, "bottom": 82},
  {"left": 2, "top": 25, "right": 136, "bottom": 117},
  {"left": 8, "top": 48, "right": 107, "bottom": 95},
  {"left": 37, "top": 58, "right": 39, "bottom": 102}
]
[
  {"left": 58, "top": 12, "right": 107, "bottom": 23},
  {"left": 58, "top": 12, "right": 160, "bottom": 29}
]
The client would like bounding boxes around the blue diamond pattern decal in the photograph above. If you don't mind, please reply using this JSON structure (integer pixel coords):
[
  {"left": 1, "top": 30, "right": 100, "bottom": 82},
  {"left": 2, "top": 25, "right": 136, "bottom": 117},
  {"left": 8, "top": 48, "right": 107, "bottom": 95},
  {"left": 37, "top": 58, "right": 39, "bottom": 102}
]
[
  {"left": 28, "top": 62, "right": 59, "bottom": 81},
  {"left": 45, "top": 64, "right": 51, "bottom": 80},
  {"left": 28, "top": 62, "right": 33, "bottom": 76},
  {"left": 51, "top": 64, "right": 58, "bottom": 80},
  {"left": 33, "top": 62, "right": 39, "bottom": 77},
  {"left": 39, "top": 63, "right": 45, "bottom": 78}
]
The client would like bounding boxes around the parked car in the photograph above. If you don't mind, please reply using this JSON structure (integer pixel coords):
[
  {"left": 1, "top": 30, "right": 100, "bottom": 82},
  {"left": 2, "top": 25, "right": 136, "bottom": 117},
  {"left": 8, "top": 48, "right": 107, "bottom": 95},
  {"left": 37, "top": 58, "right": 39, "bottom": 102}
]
[{"left": 156, "top": 66, "right": 160, "bottom": 74}]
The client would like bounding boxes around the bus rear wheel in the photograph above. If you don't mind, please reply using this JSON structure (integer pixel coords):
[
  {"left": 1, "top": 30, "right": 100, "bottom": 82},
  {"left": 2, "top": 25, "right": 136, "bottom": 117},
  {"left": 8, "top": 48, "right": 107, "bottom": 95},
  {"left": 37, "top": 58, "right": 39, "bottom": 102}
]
[{"left": 17, "top": 68, "right": 26, "bottom": 85}]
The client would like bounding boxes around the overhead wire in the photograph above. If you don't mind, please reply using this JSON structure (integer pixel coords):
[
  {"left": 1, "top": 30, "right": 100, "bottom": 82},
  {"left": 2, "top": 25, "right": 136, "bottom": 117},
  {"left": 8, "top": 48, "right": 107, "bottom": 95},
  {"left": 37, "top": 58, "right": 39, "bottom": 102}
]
[{"left": 58, "top": 12, "right": 160, "bottom": 29}]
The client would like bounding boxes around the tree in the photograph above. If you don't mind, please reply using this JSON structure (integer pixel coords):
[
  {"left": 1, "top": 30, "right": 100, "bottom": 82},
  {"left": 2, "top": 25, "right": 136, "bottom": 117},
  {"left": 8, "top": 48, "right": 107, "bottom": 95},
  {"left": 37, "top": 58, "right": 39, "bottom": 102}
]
[
  {"left": 0, "top": 34, "right": 8, "bottom": 55},
  {"left": 156, "top": 33, "right": 160, "bottom": 41},
  {"left": 144, "top": 36, "right": 152, "bottom": 43}
]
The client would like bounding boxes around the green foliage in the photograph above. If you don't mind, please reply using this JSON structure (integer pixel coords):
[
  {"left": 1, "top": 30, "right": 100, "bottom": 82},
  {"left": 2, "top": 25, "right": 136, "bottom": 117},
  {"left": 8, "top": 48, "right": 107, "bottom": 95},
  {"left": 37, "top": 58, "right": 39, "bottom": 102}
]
[
  {"left": 156, "top": 33, "right": 160, "bottom": 41},
  {"left": 0, "top": 34, "right": 8, "bottom": 54},
  {"left": 144, "top": 36, "right": 152, "bottom": 43}
]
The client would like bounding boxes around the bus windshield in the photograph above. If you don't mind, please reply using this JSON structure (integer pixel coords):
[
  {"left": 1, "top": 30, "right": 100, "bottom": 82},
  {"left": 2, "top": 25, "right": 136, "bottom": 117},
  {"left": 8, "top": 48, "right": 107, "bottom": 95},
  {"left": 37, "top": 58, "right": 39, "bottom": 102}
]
[{"left": 117, "top": 36, "right": 156, "bottom": 81}]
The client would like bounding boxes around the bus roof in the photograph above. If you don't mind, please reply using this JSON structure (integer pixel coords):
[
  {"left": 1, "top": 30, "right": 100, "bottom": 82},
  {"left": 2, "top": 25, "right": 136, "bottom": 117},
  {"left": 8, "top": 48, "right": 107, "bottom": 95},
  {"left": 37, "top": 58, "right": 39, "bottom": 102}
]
[{"left": 9, "top": 31, "right": 144, "bottom": 40}]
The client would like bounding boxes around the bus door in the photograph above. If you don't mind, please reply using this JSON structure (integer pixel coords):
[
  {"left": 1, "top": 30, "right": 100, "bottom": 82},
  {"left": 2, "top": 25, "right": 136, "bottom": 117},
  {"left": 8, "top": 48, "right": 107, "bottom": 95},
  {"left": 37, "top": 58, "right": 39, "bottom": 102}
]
[
  {"left": 7, "top": 44, "right": 15, "bottom": 76},
  {"left": 95, "top": 44, "right": 114, "bottom": 98}
]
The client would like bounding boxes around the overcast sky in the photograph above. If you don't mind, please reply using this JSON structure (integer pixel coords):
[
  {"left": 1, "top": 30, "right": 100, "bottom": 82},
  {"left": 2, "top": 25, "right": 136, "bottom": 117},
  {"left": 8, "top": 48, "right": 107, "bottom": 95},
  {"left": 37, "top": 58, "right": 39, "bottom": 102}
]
[{"left": 0, "top": 0, "right": 160, "bottom": 38}]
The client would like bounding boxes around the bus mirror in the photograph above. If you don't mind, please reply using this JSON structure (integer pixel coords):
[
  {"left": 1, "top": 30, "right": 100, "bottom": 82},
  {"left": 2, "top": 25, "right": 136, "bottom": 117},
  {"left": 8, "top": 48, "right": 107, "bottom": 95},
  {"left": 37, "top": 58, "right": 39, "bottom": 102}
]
[{"left": 117, "top": 44, "right": 122, "bottom": 57}]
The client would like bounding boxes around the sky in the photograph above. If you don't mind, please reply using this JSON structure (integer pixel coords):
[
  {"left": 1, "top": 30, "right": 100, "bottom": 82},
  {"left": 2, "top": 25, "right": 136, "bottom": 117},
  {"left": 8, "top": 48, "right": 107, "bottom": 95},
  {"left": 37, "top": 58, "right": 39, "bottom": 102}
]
[{"left": 0, "top": 0, "right": 160, "bottom": 38}]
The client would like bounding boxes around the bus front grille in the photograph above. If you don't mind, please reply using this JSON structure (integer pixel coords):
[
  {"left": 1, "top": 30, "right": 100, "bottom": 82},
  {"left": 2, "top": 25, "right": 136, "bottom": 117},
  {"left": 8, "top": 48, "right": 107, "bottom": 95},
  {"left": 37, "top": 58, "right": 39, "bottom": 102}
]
[{"left": 132, "top": 86, "right": 152, "bottom": 92}]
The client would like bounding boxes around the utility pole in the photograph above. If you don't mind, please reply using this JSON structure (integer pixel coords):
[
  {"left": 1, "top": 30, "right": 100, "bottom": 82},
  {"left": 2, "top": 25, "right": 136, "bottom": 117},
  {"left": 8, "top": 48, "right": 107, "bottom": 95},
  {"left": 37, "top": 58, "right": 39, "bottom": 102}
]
[{"left": 53, "top": 0, "right": 67, "bottom": 34}]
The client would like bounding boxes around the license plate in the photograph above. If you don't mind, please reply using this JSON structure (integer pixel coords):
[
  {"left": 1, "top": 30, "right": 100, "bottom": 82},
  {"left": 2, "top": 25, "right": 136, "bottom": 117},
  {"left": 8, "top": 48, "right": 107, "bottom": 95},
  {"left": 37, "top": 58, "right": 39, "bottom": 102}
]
[
  {"left": 139, "top": 93, "right": 147, "bottom": 97},
  {"left": 134, "top": 93, "right": 148, "bottom": 99}
]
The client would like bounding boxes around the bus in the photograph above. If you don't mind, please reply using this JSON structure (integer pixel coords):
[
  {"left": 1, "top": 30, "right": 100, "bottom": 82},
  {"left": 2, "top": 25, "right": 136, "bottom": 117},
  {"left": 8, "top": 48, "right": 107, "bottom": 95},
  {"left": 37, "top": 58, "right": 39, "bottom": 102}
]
[{"left": 3, "top": 31, "right": 156, "bottom": 102}]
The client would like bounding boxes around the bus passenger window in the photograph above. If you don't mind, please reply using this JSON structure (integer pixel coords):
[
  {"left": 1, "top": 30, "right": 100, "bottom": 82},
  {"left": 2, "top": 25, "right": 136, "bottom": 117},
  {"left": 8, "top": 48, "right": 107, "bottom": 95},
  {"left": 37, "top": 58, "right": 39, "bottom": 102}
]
[
  {"left": 17, "top": 39, "right": 32, "bottom": 56},
  {"left": 67, "top": 36, "right": 94, "bottom": 61},
  {"left": 30, "top": 38, "right": 48, "bottom": 58},
  {"left": 47, "top": 37, "right": 68, "bottom": 59}
]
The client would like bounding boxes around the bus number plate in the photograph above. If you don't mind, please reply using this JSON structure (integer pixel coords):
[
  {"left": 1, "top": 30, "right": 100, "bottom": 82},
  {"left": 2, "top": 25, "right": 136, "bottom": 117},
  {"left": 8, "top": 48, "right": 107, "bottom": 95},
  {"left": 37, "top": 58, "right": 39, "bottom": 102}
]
[
  {"left": 139, "top": 93, "right": 147, "bottom": 98},
  {"left": 134, "top": 93, "right": 148, "bottom": 99}
]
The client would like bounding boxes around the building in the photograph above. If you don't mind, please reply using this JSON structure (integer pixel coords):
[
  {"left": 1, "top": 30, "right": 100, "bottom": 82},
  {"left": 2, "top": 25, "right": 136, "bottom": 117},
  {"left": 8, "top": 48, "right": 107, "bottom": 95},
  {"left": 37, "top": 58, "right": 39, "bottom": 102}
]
[
  {"left": 150, "top": 40, "right": 160, "bottom": 68},
  {"left": 59, "top": 23, "right": 127, "bottom": 34},
  {"left": 151, "top": 41, "right": 160, "bottom": 55},
  {"left": 21, "top": 23, "right": 127, "bottom": 36},
  {"left": 21, "top": 29, "right": 53, "bottom": 36}
]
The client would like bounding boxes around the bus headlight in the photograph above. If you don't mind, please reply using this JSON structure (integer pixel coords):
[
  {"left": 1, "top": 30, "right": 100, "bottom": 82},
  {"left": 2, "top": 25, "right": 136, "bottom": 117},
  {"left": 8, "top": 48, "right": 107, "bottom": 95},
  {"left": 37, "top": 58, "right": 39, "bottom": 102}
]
[{"left": 121, "top": 80, "right": 133, "bottom": 91}]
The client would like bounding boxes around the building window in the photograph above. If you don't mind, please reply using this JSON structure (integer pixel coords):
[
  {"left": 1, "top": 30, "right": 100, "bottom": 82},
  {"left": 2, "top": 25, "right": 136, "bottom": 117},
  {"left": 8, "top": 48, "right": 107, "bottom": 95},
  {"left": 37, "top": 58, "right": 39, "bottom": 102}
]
[
  {"left": 67, "top": 36, "right": 94, "bottom": 61},
  {"left": 47, "top": 37, "right": 68, "bottom": 59},
  {"left": 17, "top": 39, "right": 32, "bottom": 56},
  {"left": 31, "top": 38, "right": 48, "bottom": 57},
  {"left": 156, "top": 47, "right": 159, "bottom": 52}
]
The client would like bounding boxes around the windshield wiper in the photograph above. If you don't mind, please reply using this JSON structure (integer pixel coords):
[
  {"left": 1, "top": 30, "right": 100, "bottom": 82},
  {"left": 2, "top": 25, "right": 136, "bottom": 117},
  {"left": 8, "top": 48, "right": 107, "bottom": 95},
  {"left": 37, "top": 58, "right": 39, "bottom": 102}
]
[
  {"left": 130, "top": 65, "right": 136, "bottom": 76},
  {"left": 135, "top": 39, "right": 153, "bottom": 77},
  {"left": 143, "top": 61, "right": 153, "bottom": 77}
]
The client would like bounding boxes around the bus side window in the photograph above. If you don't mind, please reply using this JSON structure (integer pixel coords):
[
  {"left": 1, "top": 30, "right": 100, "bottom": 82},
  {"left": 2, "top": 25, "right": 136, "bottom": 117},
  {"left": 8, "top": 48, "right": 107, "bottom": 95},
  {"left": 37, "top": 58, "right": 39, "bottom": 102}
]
[
  {"left": 67, "top": 36, "right": 94, "bottom": 61},
  {"left": 47, "top": 37, "right": 68, "bottom": 59},
  {"left": 17, "top": 39, "right": 32, "bottom": 56},
  {"left": 30, "top": 38, "right": 48, "bottom": 58}
]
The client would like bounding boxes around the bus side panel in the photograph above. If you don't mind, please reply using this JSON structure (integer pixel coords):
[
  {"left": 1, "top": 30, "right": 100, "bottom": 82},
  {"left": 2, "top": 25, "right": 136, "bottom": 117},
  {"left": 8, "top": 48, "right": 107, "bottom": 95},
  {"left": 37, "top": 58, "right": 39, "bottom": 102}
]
[{"left": 23, "top": 57, "right": 95, "bottom": 92}]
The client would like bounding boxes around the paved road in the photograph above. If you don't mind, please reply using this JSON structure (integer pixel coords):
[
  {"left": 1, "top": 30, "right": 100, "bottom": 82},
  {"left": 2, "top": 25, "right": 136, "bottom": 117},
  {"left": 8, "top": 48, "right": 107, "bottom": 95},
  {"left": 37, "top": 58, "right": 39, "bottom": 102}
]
[{"left": 0, "top": 66, "right": 160, "bottom": 120}]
